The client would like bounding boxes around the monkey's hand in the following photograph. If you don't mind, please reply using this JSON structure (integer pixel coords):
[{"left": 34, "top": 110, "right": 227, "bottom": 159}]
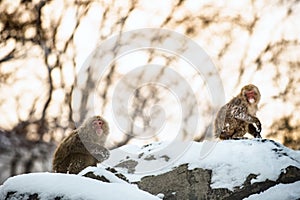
[
  {"left": 248, "top": 123, "right": 262, "bottom": 138},
  {"left": 87, "top": 143, "right": 110, "bottom": 162},
  {"left": 93, "top": 147, "right": 110, "bottom": 161},
  {"left": 233, "top": 106, "right": 261, "bottom": 132},
  {"left": 253, "top": 119, "right": 261, "bottom": 133}
]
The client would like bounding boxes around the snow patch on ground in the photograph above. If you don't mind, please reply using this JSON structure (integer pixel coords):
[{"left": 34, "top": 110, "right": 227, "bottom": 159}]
[
  {"left": 79, "top": 166, "right": 128, "bottom": 184},
  {"left": 243, "top": 181, "right": 300, "bottom": 200},
  {"left": 0, "top": 173, "right": 159, "bottom": 200}
]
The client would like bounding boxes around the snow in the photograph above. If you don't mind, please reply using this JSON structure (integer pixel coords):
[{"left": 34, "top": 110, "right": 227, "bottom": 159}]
[
  {"left": 1, "top": 139, "right": 299, "bottom": 199},
  {"left": 101, "top": 139, "right": 300, "bottom": 191},
  {"left": 101, "top": 140, "right": 194, "bottom": 179},
  {"left": 0, "top": 173, "right": 159, "bottom": 200},
  {"left": 243, "top": 181, "right": 300, "bottom": 200},
  {"left": 79, "top": 166, "right": 128, "bottom": 184},
  {"left": 156, "top": 193, "right": 165, "bottom": 199},
  {"left": 189, "top": 139, "right": 300, "bottom": 190}
]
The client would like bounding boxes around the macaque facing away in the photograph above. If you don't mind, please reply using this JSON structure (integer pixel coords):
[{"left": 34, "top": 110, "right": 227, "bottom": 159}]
[
  {"left": 52, "top": 116, "right": 110, "bottom": 174},
  {"left": 214, "top": 84, "right": 262, "bottom": 140}
]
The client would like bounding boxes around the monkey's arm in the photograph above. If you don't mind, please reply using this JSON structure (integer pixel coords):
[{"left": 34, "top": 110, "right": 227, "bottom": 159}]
[
  {"left": 82, "top": 142, "right": 110, "bottom": 162},
  {"left": 232, "top": 105, "right": 261, "bottom": 133},
  {"left": 54, "top": 133, "right": 88, "bottom": 160},
  {"left": 67, "top": 135, "right": 92, "bottom": 155},
  {"left": 68, "top": 137, "right": 109, "bottom": 162}
]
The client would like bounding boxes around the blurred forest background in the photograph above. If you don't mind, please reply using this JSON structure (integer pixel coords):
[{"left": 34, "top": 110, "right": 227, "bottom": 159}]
[{"left": 0, "top": 0, "right": 300, "bottom": 183}]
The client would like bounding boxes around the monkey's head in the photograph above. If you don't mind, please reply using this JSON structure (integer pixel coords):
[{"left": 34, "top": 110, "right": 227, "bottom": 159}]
[
  {"left": 79, "top": 115, "right": 109, "bottom": 143},
  {"left": 241, "top": 84, "right": 261, "bottom": 105}
]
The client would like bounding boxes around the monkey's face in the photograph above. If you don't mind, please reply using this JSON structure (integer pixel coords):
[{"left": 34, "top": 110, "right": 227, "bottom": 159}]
[
  {"left": 91, "top": 116, "right": 109, "bottom": 136},
  {"left": 78, "top": 116, "right": 109, "bottom": 144},
  {"left": 92, "top": 119, "right": 103, "bottom": 134},
  {"left": 242, "top": 84, "right": 260, "bottom": 105}
]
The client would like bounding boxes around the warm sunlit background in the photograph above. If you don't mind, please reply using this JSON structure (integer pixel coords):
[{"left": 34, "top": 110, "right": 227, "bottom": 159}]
[{"left": 0, "top": 0, "right": 299, "bottom": 183}]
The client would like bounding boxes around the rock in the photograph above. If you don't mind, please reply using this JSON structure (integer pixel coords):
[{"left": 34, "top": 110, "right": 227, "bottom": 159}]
[
  {"left": 135, "top": 165, "right": 300, "bottom": 200},
  {"left": 136, "top": 164, "right": 231, "bottom": 199},
  {"left": 114, "top": 160, "right": 138, "bottom": 174}
]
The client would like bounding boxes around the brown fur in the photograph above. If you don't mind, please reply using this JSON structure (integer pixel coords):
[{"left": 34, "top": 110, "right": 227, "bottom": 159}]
[
  {"left": 214, "top": 84, "right": 262, "bottom": 139},
  {"left": 52, "top": 116, "right": 110, "bottom": 174}
]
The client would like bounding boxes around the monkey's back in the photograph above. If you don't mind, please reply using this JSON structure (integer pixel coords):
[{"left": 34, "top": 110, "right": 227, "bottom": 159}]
[
  {"left": 52, "top": 132, "right": 75, "bottom": 172},
  {"left": 214, "top": 96, "right": 249, "bottom": 138},
  {"left": 52, "top": 131, "right": 95, "bottom": 173}
]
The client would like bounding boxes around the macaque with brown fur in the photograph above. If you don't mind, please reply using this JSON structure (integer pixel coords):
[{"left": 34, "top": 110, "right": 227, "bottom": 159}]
[
  {"left": 52, "top": 116, "right": 110, "bottom": 174},
  {"left": 214, "top": 84, "right": 262, "bottom": 140}
]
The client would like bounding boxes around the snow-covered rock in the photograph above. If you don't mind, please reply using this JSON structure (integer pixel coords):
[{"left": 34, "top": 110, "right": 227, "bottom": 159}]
[
  {"left": 95, "top": 139, "right": 300, "bottom": 199},
  {"left": 101, "top": 139, "right": 300, "bottom": 188},
  {"left": 1, "top": 139, "right": 299, "bottom": 200}
]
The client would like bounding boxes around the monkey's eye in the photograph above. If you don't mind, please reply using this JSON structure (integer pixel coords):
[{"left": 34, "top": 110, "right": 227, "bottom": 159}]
[{"left": 93, "top": 120, "right": 103, "bottom": 126}]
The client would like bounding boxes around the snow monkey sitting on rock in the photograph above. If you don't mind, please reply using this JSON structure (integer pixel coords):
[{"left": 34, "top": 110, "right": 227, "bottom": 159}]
[
  {"left": 52, "top": 116, "right": 110, "bottom": 174},
  {"left": 214, "top": 84, "right": 262, "bottom": 140}
]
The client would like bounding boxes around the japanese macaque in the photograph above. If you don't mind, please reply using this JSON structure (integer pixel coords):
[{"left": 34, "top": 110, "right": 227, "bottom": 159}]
[
  {"left": 214, "top": 84, "right": 262, "bottom": 140},
  {"left": 52, "top": 116, "right": 110, "bottom": 174}
]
